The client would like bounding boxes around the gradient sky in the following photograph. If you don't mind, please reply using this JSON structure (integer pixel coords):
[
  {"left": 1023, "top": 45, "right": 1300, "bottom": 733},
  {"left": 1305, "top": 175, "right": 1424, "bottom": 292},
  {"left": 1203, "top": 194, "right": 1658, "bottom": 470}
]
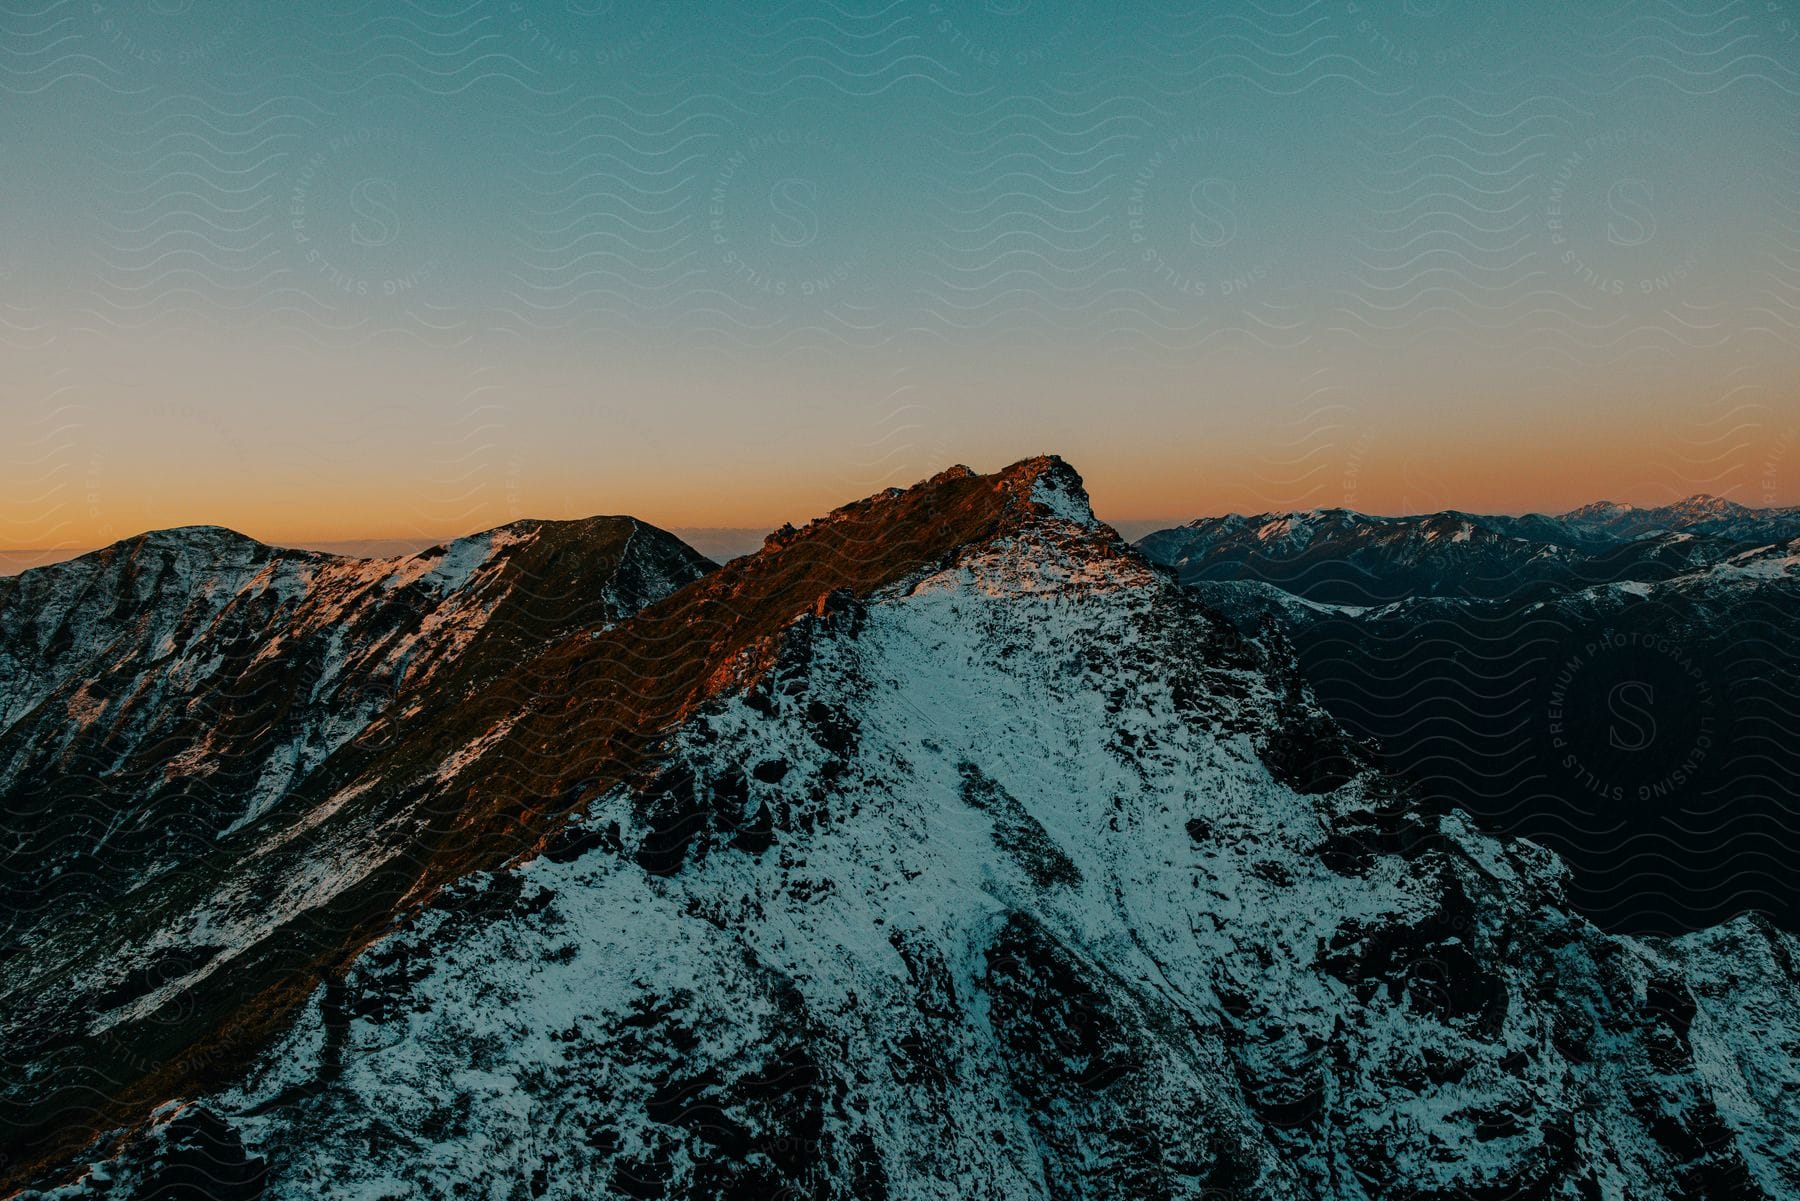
[{"left": 3, "top": 0, "right": 1798, "bottom": 550}]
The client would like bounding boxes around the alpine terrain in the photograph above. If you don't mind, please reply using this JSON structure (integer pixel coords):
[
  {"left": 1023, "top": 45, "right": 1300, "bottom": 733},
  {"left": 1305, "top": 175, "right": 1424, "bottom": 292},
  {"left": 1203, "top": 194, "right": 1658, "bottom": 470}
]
[
  {"left": 2, "top": 458, "right": 1797, "bottom": 1199},
  {"left": 1137, "top": 500, "right": 1800, "bottom": 934},
  {"left": 0, "top": 518, "right": 714, "bottom": 950}
]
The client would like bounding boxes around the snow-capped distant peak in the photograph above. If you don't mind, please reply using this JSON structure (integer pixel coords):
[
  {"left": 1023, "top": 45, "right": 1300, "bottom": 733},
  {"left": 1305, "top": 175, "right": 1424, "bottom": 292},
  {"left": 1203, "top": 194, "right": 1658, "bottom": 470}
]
[
  {"left": 1560, "top": 499, "right": 1634, "bottom": 520},
  {"left": 1667, "top": 493, "right": 1747, "bottom": 517}
]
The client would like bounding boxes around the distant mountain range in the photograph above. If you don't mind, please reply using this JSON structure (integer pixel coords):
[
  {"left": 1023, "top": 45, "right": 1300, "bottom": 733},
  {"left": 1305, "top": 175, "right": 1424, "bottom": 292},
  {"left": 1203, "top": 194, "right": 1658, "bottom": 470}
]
[
  {"left": 3, "top": 464, "right": 1797, "bottom": 1198},
  {"left": 1137, "top": 497, "right": 1800, "bottom": 934},
  {"left": 1138, "top": 495, "right": 1800, "bottom": 605}
]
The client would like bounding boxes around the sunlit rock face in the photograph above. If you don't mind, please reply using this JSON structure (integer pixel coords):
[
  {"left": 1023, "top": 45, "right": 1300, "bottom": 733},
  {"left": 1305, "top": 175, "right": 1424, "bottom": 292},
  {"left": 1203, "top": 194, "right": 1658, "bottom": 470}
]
[{"left": 6, "top": 459, "right": 1799, "bottom": 1200}]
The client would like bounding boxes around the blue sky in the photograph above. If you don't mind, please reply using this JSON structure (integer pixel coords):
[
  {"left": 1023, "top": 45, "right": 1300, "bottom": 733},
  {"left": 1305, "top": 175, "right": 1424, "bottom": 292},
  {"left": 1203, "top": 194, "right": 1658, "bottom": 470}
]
[{"left": 3, "top": 0, "right": 1798, "bottom": 545}]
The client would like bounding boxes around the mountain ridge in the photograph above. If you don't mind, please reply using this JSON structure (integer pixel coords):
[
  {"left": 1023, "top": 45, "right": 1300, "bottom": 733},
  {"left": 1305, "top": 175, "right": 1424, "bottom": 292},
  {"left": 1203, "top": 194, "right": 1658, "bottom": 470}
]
[
  {"left": 1137, "top": 494, "right": 1800, "bottom": 608},
  {"left": 1138, "top": 495, "right": 1800, "bottom": 934},
  {"left": 1168, "top": 492, "right": 1789, "bottom": 532},
  {"left": 0, "top": 512, "right": 716, "bottom": 948},
  {"left": 5, "top": 458, "right": 1799, "bottom": 1198},
  {"left": 0, "top": 453, "right": 1116, "bottom": 1188}
]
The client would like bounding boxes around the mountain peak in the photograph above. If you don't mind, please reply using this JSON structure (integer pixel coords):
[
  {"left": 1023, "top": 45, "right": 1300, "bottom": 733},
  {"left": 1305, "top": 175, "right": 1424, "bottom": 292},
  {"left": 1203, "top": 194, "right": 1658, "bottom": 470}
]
[
  {"left": 117, "top": 524, "right": 270, "bottom": 558},
  {"left": 762, "top": 455, "right": 1097, "bottom": 558},
  {"left": 1560, "top": 499, "right": 1634, "bottom": 520},
  {"left": 406, "top": 458, "right": 1117, "bottom": 805},
  {"left": 999, "top": 453, "right": 1096, "bottom": 526},
  {"left": 1669, "top": 492, "right": 1747, "bottom": 516},
  {"left": 139, "top": 522, "right": 260, "bottom": 541},
  {"left": 1560, "top": 493, "right": 1760, "bottom": 527}
]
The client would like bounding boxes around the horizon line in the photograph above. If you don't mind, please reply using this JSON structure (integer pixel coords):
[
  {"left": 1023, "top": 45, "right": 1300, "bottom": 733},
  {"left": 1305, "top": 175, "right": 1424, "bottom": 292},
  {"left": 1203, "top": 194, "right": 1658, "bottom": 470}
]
[{"left": 2, "top": 487, "right": 1792, "bottom": 564}]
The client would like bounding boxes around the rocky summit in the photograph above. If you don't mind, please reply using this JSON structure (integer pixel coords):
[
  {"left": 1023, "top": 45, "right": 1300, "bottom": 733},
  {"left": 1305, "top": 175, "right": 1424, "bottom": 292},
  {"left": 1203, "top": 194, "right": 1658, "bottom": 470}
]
[{"left": 3, "top": 458, "right": 1798, "bottom": 1199}]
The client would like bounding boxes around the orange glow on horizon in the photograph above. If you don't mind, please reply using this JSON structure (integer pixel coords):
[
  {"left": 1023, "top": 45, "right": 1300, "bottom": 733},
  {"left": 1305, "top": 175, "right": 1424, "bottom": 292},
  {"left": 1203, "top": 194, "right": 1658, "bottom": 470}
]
[{"left": 8, "top": 435, "right": 1798, "bottom": 555}]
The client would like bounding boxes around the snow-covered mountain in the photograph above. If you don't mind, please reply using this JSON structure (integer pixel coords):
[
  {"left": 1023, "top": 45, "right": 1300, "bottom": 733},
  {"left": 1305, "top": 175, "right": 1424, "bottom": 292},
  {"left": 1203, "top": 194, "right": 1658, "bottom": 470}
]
[
  {"left": 1547, "top": 495, "right": 1800, "bottom": 545},
  {"left": 1145, "top": 504, "right": 1800, "bottom": 934},
  {"left": 4, "top": 460, "right": 1799, "bottom": 1198},
  {"left": 1137, "top": 498, "right": 1800, "bottom": 606},
  {"left": 0, "top": 518, "right": 713, "bottom": 947}
]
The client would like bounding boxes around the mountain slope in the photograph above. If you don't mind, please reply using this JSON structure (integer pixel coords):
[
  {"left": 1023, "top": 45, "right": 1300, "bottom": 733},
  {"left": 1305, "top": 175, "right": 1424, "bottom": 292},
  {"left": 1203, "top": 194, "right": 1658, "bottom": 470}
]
[
  {"left": 1, "top": 459, "right": 1145, "bottom": 1185},
  {"left": 0, "top": 517, "right": 714, "bottom": 947},
  {"left": 6, "top": 459, "right": 1799, "bottom": 1199},
  {"left": 1151, "top": 524, "right": 1800, "bottom": 934}
]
